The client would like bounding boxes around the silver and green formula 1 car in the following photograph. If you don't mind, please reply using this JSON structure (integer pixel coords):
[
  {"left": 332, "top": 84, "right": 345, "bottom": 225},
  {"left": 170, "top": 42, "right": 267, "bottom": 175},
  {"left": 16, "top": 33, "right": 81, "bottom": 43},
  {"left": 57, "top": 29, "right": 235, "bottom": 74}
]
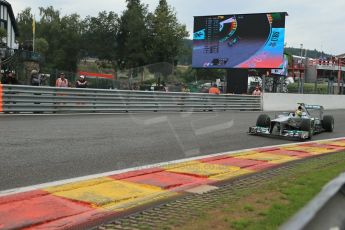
[{"left": 248, "top": 103, "right": 334, "bottom": 140}]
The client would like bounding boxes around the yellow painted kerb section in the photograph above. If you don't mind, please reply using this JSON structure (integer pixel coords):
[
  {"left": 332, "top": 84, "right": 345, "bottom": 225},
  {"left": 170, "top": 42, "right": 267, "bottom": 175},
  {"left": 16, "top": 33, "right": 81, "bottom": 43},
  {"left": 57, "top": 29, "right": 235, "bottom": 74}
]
[
  {"left": 235, "top": 152, "right": 298, "bottom": 164},
  {"left": 281, "top": 146, "right": 338, "bottom": 155},
  {"left": 44, "top": 177, "right": 175, "bottom": 211},
  {"left": 164, "top": 161, "right": 241, "bottom": 178}
]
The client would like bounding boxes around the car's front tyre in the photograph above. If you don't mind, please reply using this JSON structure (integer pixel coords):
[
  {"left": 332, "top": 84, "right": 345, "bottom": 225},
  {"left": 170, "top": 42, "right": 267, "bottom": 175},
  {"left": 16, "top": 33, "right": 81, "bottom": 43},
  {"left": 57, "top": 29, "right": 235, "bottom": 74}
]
[
  {"left": 256, "top": 114, "right": 271, "bottom": 128},
  {"left": 300, "top": 119, "right": 313, "bottom": 139}
]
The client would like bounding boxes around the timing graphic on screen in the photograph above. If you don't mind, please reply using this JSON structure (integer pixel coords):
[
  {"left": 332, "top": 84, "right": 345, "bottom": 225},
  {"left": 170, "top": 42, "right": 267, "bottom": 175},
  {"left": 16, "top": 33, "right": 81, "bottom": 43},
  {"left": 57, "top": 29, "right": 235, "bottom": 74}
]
[{"left": 192, "top": 12, "right": 286, "bottom": 69}]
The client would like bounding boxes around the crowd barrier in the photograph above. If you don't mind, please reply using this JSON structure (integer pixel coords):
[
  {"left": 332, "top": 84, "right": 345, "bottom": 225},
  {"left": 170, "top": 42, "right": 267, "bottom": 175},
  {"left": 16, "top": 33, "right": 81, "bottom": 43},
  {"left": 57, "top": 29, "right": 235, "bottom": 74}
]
[{"left": 0, "top": 84, "right": 261, "bottom": 113}]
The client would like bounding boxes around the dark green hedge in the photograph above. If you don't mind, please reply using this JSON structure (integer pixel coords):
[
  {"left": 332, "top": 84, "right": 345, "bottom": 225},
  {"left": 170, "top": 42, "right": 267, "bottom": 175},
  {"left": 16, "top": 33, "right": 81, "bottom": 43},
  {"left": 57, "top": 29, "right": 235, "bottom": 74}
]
[{"left": 287, "top": 83, "right": 328, "bottom": 94}]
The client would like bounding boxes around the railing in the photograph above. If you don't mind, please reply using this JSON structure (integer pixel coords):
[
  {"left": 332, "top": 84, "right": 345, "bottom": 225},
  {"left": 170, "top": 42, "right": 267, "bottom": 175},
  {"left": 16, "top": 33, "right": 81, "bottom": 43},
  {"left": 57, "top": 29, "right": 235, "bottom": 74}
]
[
  {"left": 288, "top": 58, "right": 345, "bottom": 71},
  {"left": 280, "top": 173, "right": 345, "bottom": 230},
  {"left": 16, "top": 49, "right": 43, "bottom": 62},
  {"left": 0, "top": 84, "right": 261, "bottom": 113}
]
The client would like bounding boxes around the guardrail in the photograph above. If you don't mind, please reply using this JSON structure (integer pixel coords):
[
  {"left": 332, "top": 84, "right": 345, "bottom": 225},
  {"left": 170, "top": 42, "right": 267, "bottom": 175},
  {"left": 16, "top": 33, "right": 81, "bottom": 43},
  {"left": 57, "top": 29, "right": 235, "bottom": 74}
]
[
  {"left": 280, "top": 172, "right": 345, "bottom": 230},
  {"left": 0, "top": 84, "right": 261, "bottom": 113}
]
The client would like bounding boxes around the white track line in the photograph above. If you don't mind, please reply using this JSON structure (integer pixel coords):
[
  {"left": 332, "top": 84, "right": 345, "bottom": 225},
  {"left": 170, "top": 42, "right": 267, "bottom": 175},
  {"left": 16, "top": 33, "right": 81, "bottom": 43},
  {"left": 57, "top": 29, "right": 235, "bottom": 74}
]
[{"left": 0, "top": 137, "right": 344, "bottom": 197}]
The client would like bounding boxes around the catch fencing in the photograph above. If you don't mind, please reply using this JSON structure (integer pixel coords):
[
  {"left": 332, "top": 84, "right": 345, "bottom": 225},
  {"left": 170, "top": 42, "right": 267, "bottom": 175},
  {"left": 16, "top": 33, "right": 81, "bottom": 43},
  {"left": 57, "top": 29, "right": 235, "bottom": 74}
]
[{"left": 0, "top": 84, "right": 261, "bottom": 113}]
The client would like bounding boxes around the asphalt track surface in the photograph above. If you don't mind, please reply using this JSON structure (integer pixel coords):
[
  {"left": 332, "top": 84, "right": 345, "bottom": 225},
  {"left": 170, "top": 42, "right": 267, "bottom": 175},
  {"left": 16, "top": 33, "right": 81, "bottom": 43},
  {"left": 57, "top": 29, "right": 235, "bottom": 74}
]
[{"left": 1, "top": 110, "right": 345, "bottom": 191}]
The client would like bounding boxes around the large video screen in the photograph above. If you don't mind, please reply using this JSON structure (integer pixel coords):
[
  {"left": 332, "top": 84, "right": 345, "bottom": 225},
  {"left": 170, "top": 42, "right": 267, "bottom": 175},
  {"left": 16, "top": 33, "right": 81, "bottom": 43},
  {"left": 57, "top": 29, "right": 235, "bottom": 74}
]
[{"left": 192, "top": 12, "right": 286, "bottom": 69}]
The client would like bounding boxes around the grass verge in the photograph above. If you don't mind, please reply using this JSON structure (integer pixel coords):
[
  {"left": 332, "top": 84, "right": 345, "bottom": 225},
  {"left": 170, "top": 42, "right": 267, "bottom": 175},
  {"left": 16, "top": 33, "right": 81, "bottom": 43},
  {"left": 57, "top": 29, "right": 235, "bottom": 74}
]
[{"left": 178, "top": 152, "right": 345, "bottom": 230}]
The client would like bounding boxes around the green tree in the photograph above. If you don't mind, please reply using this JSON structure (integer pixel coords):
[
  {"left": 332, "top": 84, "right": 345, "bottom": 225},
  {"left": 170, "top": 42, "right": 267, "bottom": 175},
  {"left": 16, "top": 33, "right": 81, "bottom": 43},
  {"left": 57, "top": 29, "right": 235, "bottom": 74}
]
[
  {"left": 177, "top": 39, "right": 192, "bottom": 65},
  {"left": 285, "top": 47, "right": 331, "bottom": 59},
  {"left": 16, "top": 8, "right": 34, "bottom": 46},
  {"left": 117, "top": 0, "right": 150, "bottom": 69},
  {"left": 196, "top": 69, "right": 226, "bottom": 81},
  {"left": 82, "top": 11, "right": 119, "bottom": 67},
  {"left": 37, "top": 6, "right": 62, "bottom": 68},
  {"left": 34, "top": 37, "right": 49, "bottom": 55},
  {"left": 38, "top": 6, "right": 82, "bottom": 71},
  {"left": 149, "top": 0, "right": 189, "bottom": 65},
  {"left": 59, "top": 13, "right": 83, "bottom": 71}
]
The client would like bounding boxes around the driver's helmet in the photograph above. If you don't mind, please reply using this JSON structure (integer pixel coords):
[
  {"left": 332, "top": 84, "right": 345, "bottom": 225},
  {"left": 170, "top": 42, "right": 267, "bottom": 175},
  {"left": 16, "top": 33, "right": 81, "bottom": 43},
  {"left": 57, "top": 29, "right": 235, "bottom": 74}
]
[{"left": 295, "top": 106, "right": 303, "bottom": 117}]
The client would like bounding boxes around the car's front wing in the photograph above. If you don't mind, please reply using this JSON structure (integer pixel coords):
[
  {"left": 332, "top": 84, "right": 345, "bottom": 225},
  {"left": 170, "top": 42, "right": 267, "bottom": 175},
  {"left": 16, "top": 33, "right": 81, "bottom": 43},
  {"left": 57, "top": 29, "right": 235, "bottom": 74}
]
[{"left": 248, "top": 126, "right": 310, "bottom": 140}]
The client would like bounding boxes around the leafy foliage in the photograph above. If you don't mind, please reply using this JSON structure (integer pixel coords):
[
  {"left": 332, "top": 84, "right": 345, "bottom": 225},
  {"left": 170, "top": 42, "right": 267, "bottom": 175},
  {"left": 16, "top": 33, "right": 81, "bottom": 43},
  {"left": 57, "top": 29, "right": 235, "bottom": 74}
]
[
  {"left": 16, "top": 1, "right": 189, "bottom": 72},
  {"left": 34, "top": 37, "right": 49, "bottom": 54},
  {"left": 148, "top": 0, "right": 189, "bottom": 65},
  {"left": 16, "top": 7, "right": 33, "bottom": 44},
  {"left": 282, "top": 47, "right": 332, "bottom": 59},
  {"left": 116, "top": 0, "right": 151, "bottom": 69},
  {"left": 287, "top": 83, "right": 328, "bottom": 94},
  {"left": 81, "top": 11, "right": 119, "bottom": 62}
]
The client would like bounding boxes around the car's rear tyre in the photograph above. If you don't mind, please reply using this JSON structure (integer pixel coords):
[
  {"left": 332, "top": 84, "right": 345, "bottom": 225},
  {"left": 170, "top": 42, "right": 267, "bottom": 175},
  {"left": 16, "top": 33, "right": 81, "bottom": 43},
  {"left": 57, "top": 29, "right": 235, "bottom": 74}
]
[
  {"left": 256, "top": 114, "right": 271, "bottom": 127},
  {"left": 322, "top": 115, "right": 334, "bottom": 132}
]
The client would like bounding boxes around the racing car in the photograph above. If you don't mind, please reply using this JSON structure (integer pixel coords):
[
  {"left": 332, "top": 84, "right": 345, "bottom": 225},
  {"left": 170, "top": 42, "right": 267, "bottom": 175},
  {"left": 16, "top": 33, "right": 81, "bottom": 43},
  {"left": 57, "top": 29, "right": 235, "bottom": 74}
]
[{"left": 248, "top": 103, "right": 334, "bottom": 140}]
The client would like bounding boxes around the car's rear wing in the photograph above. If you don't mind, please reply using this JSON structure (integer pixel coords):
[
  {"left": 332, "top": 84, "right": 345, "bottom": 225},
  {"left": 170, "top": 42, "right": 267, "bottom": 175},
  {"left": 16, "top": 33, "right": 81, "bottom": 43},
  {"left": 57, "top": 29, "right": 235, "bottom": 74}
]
[
  {"left": 297, "top": 103, "right": 323, "bottom": 110},
  {"left": 304, "top": 105, "right": 324, "bottom": 110}
]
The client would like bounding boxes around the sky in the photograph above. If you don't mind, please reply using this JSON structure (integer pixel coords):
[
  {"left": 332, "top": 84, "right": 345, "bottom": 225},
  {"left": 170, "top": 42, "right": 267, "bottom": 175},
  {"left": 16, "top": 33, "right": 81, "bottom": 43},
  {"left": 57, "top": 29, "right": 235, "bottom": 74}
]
[{"left": 10, "top": 0, "right": 345, "bottom": 55}]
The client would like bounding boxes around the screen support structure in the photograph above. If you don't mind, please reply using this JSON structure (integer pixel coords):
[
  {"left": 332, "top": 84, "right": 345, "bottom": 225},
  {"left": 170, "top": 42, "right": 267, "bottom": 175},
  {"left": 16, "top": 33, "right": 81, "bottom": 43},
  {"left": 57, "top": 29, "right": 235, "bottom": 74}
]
[{"left": 226, "top": 69, "right": 248, "bottom": 94}]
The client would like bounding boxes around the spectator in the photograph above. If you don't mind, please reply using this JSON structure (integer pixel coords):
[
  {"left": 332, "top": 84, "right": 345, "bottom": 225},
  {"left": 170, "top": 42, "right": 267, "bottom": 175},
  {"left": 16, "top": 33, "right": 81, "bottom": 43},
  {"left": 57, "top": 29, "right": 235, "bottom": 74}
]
[
  {"left": 163, "top": 84, "right": 169, "bottom": 92},
  {"left": 30, "top": 70, "right": 40, "bottom": 86},
  {"left": 1, "top": 71, "right": 18, "bottom": 84},
  {"left": 132, "top": 83, "right": 139, "bottom": 90},
  {"left": 252, "top": 86, "right": 262, "bottom": 96},
  {"left": 161, "top": 82, "right": 168, "bottom": 92},
  {"left": 75, "top": 75, "right": 88, "bottom": 88},
  {"left": 55, "top": 72, "right": 68, "bottom": 88},
  {"left": 209, "top": 84, "right": 220, "bottom": 95},
  {"left": 181, "top": 84, "right": 190, "bottom": 93},
  {"left": 201, "top": 86, "right": 209, "bottom": 93}
]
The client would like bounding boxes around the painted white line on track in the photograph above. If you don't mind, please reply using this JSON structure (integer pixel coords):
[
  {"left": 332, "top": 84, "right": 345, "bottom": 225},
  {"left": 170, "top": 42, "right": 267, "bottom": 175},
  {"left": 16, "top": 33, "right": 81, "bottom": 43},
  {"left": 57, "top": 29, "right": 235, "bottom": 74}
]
[{"left": 0, "top": 137, "right": 344, "bottom": 197}]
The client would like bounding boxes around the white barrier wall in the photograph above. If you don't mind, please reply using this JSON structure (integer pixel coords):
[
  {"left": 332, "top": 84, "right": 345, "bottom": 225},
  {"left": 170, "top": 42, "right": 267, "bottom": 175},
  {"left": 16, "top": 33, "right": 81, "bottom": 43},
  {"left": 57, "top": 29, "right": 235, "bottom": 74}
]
[{"left": 263, "top": 93, "right": 345, "bottom": 111}]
